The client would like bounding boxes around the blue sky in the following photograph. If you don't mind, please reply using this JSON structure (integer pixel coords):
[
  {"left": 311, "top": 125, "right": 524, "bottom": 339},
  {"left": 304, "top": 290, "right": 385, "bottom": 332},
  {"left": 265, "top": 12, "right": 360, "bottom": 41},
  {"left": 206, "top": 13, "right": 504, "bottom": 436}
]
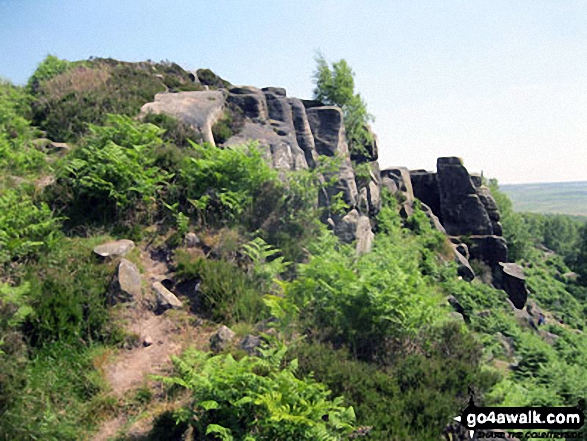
[{"left": 1, "top": 0, "right": 586, "bottom": 184}]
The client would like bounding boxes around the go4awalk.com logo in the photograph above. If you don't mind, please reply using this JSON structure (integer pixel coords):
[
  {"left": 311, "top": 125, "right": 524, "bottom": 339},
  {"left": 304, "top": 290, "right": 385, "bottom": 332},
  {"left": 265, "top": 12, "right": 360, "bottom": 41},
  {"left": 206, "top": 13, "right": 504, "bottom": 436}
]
[{"left": 453, "top": 392, "right": 585, "bottom": 439}]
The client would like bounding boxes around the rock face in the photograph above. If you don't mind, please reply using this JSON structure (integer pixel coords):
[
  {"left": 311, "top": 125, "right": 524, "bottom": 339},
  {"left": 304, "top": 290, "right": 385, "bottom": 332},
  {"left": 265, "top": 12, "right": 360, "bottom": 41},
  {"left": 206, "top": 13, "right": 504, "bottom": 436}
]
[
  {"left": 94, "top": 239, "right": 135, "bottom": 258},
  {"left": 139, "top": 74, "right": 382, "bottom": 254},
  {"left": 378, "top": 157, "right": 529, "bottom": 309},
  {"left": 140, "top": 91, "right": 226, "bottom": 145}
]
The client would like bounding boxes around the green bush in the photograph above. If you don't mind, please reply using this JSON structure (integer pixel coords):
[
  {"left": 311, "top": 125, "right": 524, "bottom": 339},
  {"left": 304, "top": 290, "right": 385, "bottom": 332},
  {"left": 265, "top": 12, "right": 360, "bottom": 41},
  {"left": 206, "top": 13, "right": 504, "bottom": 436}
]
[
  {"left": 51, "top": 114, "right": 171, "bottom": 226},
  {"left": 174, "top": 250, "right": 267, "bottom": 324},
  {"left": 313, "top": 54, "right": 374, "bottom": 158},
  {"left": 282, "top": 198, "right": 446, "bottom": 360},
  {"left": 23, "top": 236, "right": 120, "bottom": 347},
  {"left": 30, "top": 58, "right": 200, "bottom": 141},
  {"left": 0, "top": 187, "right": 62, "bottom": 266},
  {"left": 0, "top": 80, "right": 46, "bottom": 175},
  {"left": 158, "top": 345, "right": 356, "bottom": 440},
  {"left": 141, "top": 112, "right": 202, "bottom": 147},
  {"left": 0, "top": 343, "right": 106, "bottom": 440},
  {"left": 27, "top": 54, "right": 73, "bottom": 93},
  {"left": 291, "top": 324, "right": 499, "bottom": 441},
  {"left": 177, "top": 140, "right": 278, "bottom": 228}
]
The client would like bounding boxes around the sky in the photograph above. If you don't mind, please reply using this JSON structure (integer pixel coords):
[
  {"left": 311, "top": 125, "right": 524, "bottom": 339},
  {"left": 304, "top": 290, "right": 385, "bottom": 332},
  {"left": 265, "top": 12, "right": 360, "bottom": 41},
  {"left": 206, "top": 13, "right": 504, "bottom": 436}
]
[{"left": 1, "top": 0, "right": 586, "bottom": 184}]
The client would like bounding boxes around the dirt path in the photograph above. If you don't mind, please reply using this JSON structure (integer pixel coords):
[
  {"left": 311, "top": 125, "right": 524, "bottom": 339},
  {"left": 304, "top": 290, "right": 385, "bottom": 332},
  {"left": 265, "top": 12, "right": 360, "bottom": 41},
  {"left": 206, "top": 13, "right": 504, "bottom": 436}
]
[{"left": 92, "top": 245, "right": 208, "bottom": 441}]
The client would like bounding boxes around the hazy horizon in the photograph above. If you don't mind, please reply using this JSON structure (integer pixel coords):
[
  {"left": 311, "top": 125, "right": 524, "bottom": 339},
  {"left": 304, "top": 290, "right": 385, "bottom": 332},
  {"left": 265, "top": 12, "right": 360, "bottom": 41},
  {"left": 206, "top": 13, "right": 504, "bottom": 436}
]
[{"left": 1, "top": 0, "right": 586, "bottom": 185}]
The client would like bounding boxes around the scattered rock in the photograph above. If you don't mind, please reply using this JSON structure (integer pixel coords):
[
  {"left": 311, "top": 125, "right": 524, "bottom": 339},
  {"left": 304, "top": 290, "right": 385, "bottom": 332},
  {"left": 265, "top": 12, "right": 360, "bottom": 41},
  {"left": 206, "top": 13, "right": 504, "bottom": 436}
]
[
  {"left": 184, "top": 232, "right": 201, "bottom": 248},
  {"left": 111, "top": 258, "right": 142, "bottom": 303},
  {"left": 240, "top": 334, "right": 262, "bottom": 356},
  {"left": 94, "top": 239, "right": 135, "bottom": 258},
  {"left": 143, "top": 336, "right": 153, "bottom": 347},
  {"left": 210, "top": 325, "right": 235, "bottom": 352},
  {"left": 152, "top": 282, "right": 182, "bottom": 313}
]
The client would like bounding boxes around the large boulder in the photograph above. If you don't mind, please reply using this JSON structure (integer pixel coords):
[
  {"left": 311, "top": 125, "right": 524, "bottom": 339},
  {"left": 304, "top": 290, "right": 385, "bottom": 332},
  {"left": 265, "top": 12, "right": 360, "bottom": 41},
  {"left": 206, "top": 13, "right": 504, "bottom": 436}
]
[
  {"left": 227, "top": 86, "right": 268, "bottom": 120},
  {"left": 306, "top": 106, "right": 349, "bottom": 157},
  {"left": 468, "top": 235, "right": 508, "bottom": 266},
  {"left": 140, "top": 91, "right": 226, "bottom": 145},
  {"left": 94, "top": 239, "right": 135, "bottom": 258},
  {"left": 436, "top": 157, "right": 493, "bottom": 236},
  {"left": 224, "top": 121, "right": 307, "bottom": 170},
  {"left": 410, "top": 170, "right": 441, "bottom": 217},
  {"left": 152, "top": 281, "right": 183, "bottom": 313},
  {"left": 112, "top": 259, "right": 142, "bottom": 303},
  {"left": 381, "top": 167, "right": 414, "bottom": 201},
  {"left": 499, "top": 263, "right": 528, "bottom": 309},
  {"left": 307, "top": 106, "right": 358, "bottom": 208}
]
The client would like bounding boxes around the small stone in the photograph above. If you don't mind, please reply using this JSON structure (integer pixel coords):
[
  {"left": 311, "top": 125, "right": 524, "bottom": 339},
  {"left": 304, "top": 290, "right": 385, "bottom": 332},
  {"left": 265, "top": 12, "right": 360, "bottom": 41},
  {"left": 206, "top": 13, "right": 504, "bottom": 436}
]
[
  {"left": 184, "top": 232, "right": 201, "bottom": 248},
  {"left": 143, "top": 336, "right": 153, "bottom": 347},
  {"left": 240, "top": 334, "right": 262, "bottom": 356},
  {"left": 94, "top": 239, "right": 135, "bottom": 258},
  {"left": 210, "top": 325, "right": 235, "bottom": 352}
]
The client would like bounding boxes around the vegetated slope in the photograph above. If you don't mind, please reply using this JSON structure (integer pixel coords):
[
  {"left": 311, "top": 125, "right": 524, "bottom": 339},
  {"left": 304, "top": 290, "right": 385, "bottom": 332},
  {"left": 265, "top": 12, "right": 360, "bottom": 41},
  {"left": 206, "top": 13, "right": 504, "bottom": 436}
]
[
  {"left": 501, "top": 181, "right": 587, "bottom": 217},
  {"left": 0, "top": 55, "right": 586, "bottom": 441}
]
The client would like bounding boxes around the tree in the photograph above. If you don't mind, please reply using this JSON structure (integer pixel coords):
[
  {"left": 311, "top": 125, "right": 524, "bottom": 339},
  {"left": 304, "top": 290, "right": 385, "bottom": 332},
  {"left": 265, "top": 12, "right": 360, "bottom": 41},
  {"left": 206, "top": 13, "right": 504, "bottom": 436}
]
[{"left": 312, "top": 54, "right": 374, "bottom": 158}]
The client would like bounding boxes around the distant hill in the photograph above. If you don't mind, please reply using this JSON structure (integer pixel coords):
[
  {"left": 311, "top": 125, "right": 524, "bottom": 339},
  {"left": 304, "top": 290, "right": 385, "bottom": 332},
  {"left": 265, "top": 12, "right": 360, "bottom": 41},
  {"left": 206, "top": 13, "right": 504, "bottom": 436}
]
[{"left": 501, "top": 181, "right": 587, "bottom": 217}]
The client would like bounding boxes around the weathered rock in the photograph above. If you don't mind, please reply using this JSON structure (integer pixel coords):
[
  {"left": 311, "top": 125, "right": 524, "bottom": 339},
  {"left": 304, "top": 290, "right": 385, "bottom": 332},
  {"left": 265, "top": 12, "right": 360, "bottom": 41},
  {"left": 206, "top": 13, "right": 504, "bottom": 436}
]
[
  {"left": 115, "top": 259, "right": 142, "bottom": 302},
  {"left": 334, "top": 209, "right": 360, "bottom": 244},
  {"left": 210, "top": 325, "right": 235, "bottom": 352},
  {"left": 290, "top": 98, "right": 319, "bottom": 168},
  {"left": 455, "top": 242, "right": 469, "bottom": 260},
  {"left": 32, "top": 138, "right": 71, "bottom": 154},
  {"left": 184, "top": 232, "right": 201, "bottom": 248},
  {"left": 453, "top": 247, "right": 475, "bottom": 281},
  {"left": 468, "top": 235, "right": 508, "bottom": 266},
  {"left": 240, "top": 334, "right": 262, "bottom": 356},
  {"left": 447, "top": 295, "right": 465, "bottom": 315},
  {"left": 367, "top": 178, "right": 381, "bottom": 216},
  {"left": 306, "top": 106, "right": 348, "bottom": 157},
  {"left": 94, "top": 239, "right": 135, "bottom": 258},
  {"left": 381, "top": 167, "right": 414, "bottom": 201},
  {"left": 436, "top": 158, "right": 495, "bottom": 236},
  {"left": 499, "top": 263, "right": 528, "bottom": 310},
  {"left": 355, "top": 215, "right": 374, "bottom": 255},
  {"left": 227, "top": 86, "right": 268, "bottom": 120},
  {"left": 420, "top": 203, "right": 446, "bottom": 234},
  {"left": 152, "top": 281, "right": 182, "bottom": 313},
  {"left": 140, "top": 91, "right": 225, "bottom": 145},
  {"left": 224, "top": 121, "right": 307, "bottom": 170},
  {"left": 410, "top": 170, "right": 441, "bottom": 216},
  {"left": 263, "top": 88, "right": 292, "bottom": 125}
]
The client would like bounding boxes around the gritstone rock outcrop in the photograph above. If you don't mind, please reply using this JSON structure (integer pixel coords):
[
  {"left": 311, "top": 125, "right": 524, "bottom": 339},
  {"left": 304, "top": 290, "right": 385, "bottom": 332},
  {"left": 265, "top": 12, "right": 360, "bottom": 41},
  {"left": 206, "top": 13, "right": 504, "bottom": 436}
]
[{"left": 140, "top": 69, "right": 526, "bottom": 307}]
